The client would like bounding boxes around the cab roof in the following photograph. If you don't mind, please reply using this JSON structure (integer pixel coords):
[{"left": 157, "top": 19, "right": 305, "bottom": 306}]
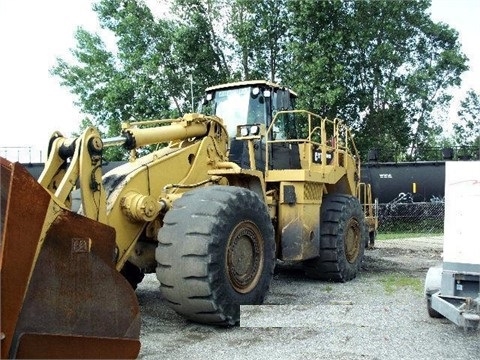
[{"left": 205, "top": 80, "right": 297, "bottom": 97}]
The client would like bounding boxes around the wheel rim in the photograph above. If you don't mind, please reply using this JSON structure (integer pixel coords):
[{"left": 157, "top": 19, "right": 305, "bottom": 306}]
[
  {"left": 226, "top": 220, "right": 264, "bottom": 294},
  {"left": 344, "top": 218, "right": 361, "bottom": 263}
]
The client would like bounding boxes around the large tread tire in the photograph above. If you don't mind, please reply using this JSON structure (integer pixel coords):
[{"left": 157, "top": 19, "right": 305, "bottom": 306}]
[
  {"left": 304, "top": 194, "right": 367, "bottom": 282},
  {"left": 156, "top": 186, "right": 275, "bottom": 325}
]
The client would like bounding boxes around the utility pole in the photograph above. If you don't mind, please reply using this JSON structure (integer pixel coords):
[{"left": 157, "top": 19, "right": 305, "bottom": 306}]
[{"left": 190, "top": 74, "right": 194, "bottom": 112}]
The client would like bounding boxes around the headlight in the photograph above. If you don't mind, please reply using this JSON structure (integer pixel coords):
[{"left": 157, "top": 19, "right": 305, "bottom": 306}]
[{"left": 237, "top": 124, "right": 264, "bottom": 139}]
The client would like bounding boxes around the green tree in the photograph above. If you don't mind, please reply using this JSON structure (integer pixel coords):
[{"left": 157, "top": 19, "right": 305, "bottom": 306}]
[
  {"left": 172, "top": 0, "right": 288, "bottom": 82},
  {"left": 453, "top": 89, "right": 480, "bottom": 148},
  {"left": 51, "top": 0, "right": 469, "bottom": 163},
  {"left": 51, "top": 0, "right": 176, "bottom": 158},
  {"left": 51, "top": 0, "right": 231, "bottom": 159},
  {"left": 170, "top": 0, "right": 232, "bottom": 88},
  {"left": 229, "top": 0, "right": 288, "bottom": 81},
  {"left": 283, "top": 0, "right": 468, "bottom": 159},
  {"left": 282, "top": 0, "right": 349, "bottom": 118}
]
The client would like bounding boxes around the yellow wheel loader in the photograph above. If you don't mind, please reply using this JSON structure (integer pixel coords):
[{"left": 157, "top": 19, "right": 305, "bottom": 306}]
[{"left": 1, "top": 80, "right": 376, "bottom": 358}]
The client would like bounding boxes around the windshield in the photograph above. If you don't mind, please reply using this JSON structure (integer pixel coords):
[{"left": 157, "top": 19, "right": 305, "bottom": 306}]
[{"left": 205, "top": 87, "right": 267, "bottom": 137}]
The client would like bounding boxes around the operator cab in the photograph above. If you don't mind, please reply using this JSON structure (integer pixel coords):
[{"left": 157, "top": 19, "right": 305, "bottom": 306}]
[{"left": 200, "top": 80, "right": 300, "bottom": 170}]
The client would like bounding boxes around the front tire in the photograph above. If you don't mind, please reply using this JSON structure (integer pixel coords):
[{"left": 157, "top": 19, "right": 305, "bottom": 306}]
[
  {"left": 156, "top": 186, "right": 275, "bottom": 325},
  {"left": 304, "top": 194, "right": 367, "bottom": 282}
]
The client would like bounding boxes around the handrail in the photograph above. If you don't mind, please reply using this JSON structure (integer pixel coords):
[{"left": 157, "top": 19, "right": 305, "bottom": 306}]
[{"left": 265, "top": 110, "right": 360, "bottom": 174}]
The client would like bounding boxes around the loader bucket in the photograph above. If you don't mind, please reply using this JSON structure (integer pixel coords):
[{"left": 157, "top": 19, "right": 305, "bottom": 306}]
[{"left": 1, "top": 157, "right": 141, "bottom": 359}]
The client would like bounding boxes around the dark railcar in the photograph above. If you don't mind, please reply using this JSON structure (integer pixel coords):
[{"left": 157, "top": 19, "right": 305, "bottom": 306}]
[{"left": 361, "top": 161, "right": 445, "bottom": 204}]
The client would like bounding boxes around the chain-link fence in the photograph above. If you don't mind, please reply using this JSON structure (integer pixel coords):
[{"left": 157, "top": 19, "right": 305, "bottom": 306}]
[
  {"left": 373, "top": 201, "right": 444, "bottom": 250},
  {"left": 376, "top": 202, "right": 444, "bottom": 235},
  {"left": 370, "top": 201, "right": 445, "bottom": 260}
]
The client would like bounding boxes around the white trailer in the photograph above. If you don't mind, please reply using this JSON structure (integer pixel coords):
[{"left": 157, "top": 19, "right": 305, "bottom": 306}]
[{"left": 424, "top": 161, "right": 480, "bottom": 329}]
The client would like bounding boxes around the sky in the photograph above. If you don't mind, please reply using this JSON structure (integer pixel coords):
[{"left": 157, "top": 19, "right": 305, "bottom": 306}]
[{"left": 0, "top": 0, "right": 478, "bottom": 163}]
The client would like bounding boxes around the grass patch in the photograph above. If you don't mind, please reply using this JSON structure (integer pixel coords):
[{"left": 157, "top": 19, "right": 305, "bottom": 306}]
[
  {"left": 380, "top": 274, "right": 423, "bottom": 294},
  {"left": 376, "top": 232, "right": 442, "bottom": 240}
]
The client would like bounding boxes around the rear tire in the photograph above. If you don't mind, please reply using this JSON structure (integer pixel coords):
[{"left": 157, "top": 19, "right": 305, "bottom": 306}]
[
  {"left": 156, "top": 186, "right": 275, "bottom": 325},
  {"left": 304, "top": 194, "right": 367, "bottom": 282},
  {"left": 426, "top": 297, "right": 443, "bottom": 318},
  {"left": 369, "top": 230, "right": 376, "bottom": 248},
  {"left": 425, "top": 266, "right": 444, "bottom": 318}
]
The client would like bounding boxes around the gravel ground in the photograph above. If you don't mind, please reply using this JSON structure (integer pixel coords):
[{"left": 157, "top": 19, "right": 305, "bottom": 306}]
[{"left": 136, "top": 236, "right": 479, "bottom": 359}]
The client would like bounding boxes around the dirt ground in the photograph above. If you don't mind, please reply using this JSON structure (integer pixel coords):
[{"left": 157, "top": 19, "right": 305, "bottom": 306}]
[{"left": 136, "top": 236, "right": 479, "bottom": 359}]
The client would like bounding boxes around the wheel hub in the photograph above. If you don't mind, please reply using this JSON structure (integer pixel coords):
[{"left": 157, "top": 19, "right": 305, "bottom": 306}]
[
  {"left": 226, "top": 221, "right": 264, "bottom": 293},
  {"left": 345, "top": 218, "right": 360, "bottom": 263}
]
